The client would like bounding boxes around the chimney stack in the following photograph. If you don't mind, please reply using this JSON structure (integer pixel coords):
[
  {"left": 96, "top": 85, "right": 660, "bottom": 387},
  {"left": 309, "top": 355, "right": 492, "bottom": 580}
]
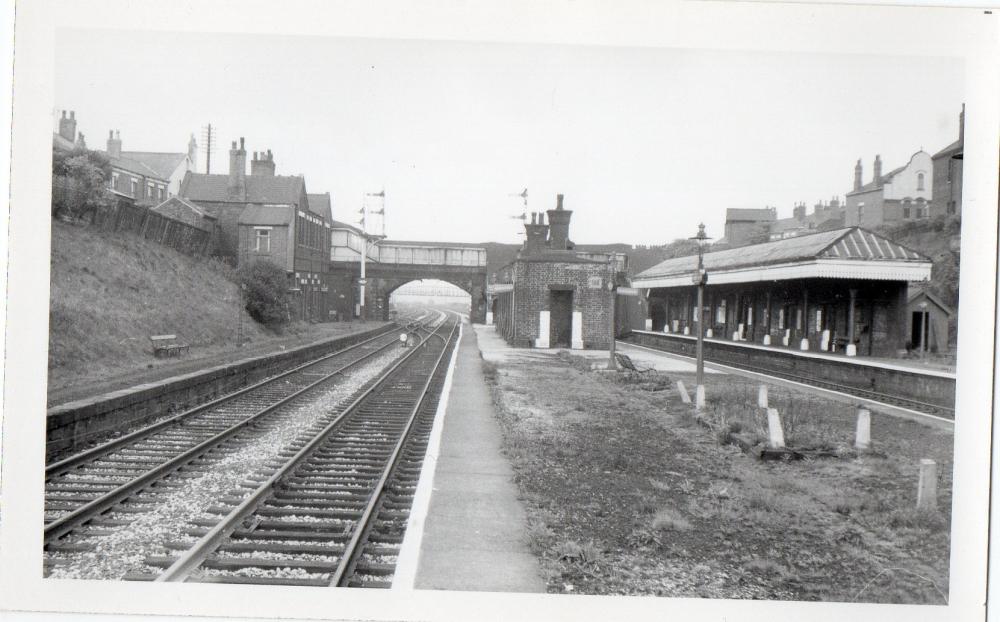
[
  {"left": 228, "top": 137, "right": 247, "bottom": 199},
  {"left": 58, "top": 109, "right": 77, "bottom": 142},
  {"left": 522, "top": 211, "right": 549, "bottom": 255},
  {"left": 854, "top": 159, "right": 863, "bottom": 191},
  {"left": 793, "top": 202, "right": 805, "bottom": 221},
  {"left": 546, "top": 193, "right": 573, "bottom": 251},
  {"left": 873, "top": 154, "right": 882, "bottom": 184},
  {"left": 251, "top": 148, "right": 276, "bottom": 176},
  {"left": 107, "top": 129, "right": 122, "bottom": 159}
]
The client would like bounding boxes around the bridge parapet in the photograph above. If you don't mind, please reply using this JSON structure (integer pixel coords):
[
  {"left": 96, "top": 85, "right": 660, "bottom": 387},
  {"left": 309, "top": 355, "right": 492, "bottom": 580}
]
[{"left": 376, "top": 243, "right": 486, "bottom": 267}]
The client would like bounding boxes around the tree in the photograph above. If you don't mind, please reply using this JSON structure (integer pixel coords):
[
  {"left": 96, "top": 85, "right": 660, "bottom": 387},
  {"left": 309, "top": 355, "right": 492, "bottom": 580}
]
[
  {"left": 51, "top": 146, "right": 115, "bottom": 221},
  {"left": 238, "top": 260, "right": 291, "bottom": 327}
]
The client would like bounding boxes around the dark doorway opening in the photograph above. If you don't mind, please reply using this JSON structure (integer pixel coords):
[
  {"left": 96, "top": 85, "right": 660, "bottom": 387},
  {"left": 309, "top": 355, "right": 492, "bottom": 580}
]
[
  {"left": 911, "top": 311, "right": 926, "bottom": 351},
  {"left": 550, "top": 290, "right": 573, "bottom": 347},
  {"left": 650, "top": 302, "right": 666, "bottom": 332}
]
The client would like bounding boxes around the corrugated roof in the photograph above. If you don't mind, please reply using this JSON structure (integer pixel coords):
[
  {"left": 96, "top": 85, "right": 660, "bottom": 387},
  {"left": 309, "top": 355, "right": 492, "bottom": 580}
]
[
  {"left": 181, "top": 172, "right": 305, "bottom": 205},
  {"left": 634, "top": 227, "right": 928, "bottom": 280},
  {"left": 306, "top": 192, "right": 333, "bottom": 222},
  {"left": 120, "top": 151, "right": 187, "bottom": 180},
  {"left": 726, "top": 208, "right": 776, "bottom": 222},
  {"left": 238, "top": 204, "right": 293, "bottom": 226}
]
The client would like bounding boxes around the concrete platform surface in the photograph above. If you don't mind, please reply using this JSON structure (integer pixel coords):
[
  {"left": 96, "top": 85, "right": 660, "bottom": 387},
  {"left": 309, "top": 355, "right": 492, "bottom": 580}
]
[{"left": 410, "top": 322, "right": 546, "bottom": 593}]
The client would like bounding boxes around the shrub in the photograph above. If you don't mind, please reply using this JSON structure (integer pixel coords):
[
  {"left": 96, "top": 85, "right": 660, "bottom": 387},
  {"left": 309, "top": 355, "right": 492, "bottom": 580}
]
[
  {"left": 651, "top": 508, "right": 693, "bottom": 532},
  {"left": 238, "top": 260, "right": 290, "bottom": 327}
]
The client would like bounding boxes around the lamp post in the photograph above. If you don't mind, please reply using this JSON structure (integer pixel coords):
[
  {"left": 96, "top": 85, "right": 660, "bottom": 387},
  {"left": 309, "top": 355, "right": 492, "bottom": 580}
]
[
  {"left": 689, "top": 223, "right": 711, "bottom": 389},
  {"left": 607, "top": 255, "right": 617, "bottom": 371}
]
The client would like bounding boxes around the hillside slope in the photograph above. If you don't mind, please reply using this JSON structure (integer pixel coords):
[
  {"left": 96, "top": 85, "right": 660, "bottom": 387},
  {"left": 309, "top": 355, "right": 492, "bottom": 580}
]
[{"left": 47, "top": 221, "right": 273, "bottom": 391}]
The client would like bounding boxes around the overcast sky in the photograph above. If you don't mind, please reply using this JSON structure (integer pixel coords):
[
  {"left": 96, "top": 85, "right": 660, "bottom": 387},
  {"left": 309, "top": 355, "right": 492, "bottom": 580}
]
[{"left": 55, "top": 29, "right": 964, "bottom": 246}]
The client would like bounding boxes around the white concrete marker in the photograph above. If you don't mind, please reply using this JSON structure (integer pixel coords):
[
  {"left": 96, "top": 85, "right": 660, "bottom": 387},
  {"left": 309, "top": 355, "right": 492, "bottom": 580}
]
[
  {"left": 855, "top": 406, "right": 871, "bottom": 451},
  {"left": 695, "top": 385, "right": 706, "bottom": 410},
  {"left": 799, "top": 338, "right": 810, "bottom": 351},
  {"left": 846, "top": 343, "right": 857, "bottom": 357},
  {"left": 821, "top": 329, "right": 830, "bottom": 352},
  {"left": 917, "top": 459, "right": 938, "bottom": 510},
  {"left": 485, "top": 311, "right": 493, "bottom": 325},
  {"left": 683, "top": 326, "right": 690, "bottom": 335},
  {"left": 766, "top": 407, "right": 785, "bottom": 448},
  {"left": 676, "top": 381, "right": 691, "bottom": 404},
  {"left": 757, "top": 384, "right": 768, "bottom": 409},
  {"left": 535, "top": 311, "right": 550, "bottom": 348},
  {"left": 705, "top": 329, "right": 713, "bottom": 338},
  {"left": 732, "top": 331, "right": 740, "bottom": 341},
  {"left": 644, "top": 318, "right": 653, "bottom": 331},
  {"left": 571, "top": 311, "right": 584, "bottom": 350},
  {"left": 782, "top": 329, "right": 791, "bottom": 347},
  {"left": 762, "top": 334, "right": 771, "bottom": 346}
]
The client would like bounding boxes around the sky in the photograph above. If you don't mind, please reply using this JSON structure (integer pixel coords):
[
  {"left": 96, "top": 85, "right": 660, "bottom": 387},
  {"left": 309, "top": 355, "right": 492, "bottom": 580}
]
[{"left": 54, "top": 29, "right": 965, "bottom": 246}]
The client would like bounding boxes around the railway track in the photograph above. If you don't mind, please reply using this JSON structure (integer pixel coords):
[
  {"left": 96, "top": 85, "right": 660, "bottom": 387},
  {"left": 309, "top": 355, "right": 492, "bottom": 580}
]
[
  {"left": 120, "top": 314, "right": 460, "bottom": 586},
  {"left": 44, "top": 316, "right": 427, "bottom": 547}
]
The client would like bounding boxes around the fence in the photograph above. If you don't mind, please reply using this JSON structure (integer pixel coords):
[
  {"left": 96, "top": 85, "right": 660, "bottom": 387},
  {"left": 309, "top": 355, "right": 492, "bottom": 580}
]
[{"left": 92, "top": 202, "right": 214, "bottom": 257}]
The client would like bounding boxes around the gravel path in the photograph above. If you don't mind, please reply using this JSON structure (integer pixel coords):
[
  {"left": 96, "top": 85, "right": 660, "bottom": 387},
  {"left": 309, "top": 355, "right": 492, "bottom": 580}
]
[{"left": 46, "top": 345, "right": 405, "bottom": 580}]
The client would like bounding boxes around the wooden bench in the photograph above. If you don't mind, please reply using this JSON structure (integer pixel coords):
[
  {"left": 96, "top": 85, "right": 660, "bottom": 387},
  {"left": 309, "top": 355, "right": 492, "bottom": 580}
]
[
  {"left": 615, "top": 353, "right": 654, "bottom": 376},
  {"left": 150, "top": 334, "right": 190, "bottom": 358}
]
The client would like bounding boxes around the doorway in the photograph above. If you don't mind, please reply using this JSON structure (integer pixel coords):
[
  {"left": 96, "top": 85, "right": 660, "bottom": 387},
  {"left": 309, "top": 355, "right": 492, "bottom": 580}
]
[
  {"left": 911, "top": 311, "right": 927, "bottom": 351},
  {"left": 549, "top": 290, "right": 574, "bottom": 347}
]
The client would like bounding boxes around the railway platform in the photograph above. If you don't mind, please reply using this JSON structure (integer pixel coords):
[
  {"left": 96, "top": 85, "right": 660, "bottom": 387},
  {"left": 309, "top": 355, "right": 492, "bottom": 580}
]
[{"left": 398, "top": 320, "right": 547, "bottom": 593}]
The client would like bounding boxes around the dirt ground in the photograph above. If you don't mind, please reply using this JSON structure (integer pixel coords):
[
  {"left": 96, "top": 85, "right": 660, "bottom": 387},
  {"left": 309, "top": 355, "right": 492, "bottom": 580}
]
[{"left": 483, "top": 348, "right": 953, "bottom": 603}]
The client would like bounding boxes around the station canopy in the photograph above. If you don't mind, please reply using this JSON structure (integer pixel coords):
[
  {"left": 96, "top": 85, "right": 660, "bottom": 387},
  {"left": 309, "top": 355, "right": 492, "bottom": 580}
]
[{"left": 632, "top": 227, "right": 932, "bottom": 289}]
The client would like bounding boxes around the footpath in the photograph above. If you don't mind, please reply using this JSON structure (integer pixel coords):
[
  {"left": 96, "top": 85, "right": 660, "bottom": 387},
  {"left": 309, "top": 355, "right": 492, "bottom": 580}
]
[{"left": 401, "top": 322, "right": 547, "bottom": 593}]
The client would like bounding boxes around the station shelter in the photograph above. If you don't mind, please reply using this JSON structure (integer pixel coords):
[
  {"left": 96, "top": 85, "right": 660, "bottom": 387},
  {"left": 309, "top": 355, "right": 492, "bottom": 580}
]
[
  {"left": 630, "top": 228, "right": 932, "bottom": 357},
  {"left": 490, "top": 194, "right": 629, "bottom": 349}
]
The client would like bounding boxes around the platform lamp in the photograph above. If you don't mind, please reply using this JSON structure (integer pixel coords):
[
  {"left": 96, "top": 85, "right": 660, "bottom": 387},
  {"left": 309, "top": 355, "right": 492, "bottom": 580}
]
[{"left": 689, "top": 223, "right": 711, "bottom": 400}]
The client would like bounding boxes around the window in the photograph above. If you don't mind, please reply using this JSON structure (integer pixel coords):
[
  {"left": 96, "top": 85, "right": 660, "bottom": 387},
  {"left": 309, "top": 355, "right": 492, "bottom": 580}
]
[
  {"left": 917, "top": 172, "right": 925, "bottom": 191},
  {"left": 715, "top": 299, "right": 727, "bottom": 324},
  {"left": 147, "top": 181, "right": 155, "bottom": 199},
  {"left": 111, "top": 172, "right": 119, "bottom": 190},
  {"left": 255, "top": 229, "right": 270, "bottom": 252},
  {"left": 903, "top": 207, "right": 911, "bottom": 219},
  {"left": 130, "top": 179, "right": 137, "bottom": 196},
  {"left": 158, "top": 187, "right": 164, "bottom": 201}
]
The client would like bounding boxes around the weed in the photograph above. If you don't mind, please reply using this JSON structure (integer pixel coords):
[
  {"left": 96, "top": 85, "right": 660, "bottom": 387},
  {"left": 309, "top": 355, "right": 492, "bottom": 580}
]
[
  {"left": 481, "top": 361, "right": 498, "bottom": 382},
  {"left": 743, "top": 558, "right": 790, "bottom": 579},
  {"left": 651, "top": 508, "right": 693, "bottom": 532},
  {"left": 888, "top": 507, "right": 948, "bottom": 532},
  {"left": 556, "top": 539, "right": 604, "bottom": 565}
]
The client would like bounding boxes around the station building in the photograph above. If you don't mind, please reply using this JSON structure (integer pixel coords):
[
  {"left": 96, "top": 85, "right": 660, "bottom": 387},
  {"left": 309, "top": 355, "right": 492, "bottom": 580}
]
[
  {"left": 631, "top": 228, "right": 933, "bottom": 357},
  {"left": 490, "top": 195, "right": 629, "bottom": 349}
]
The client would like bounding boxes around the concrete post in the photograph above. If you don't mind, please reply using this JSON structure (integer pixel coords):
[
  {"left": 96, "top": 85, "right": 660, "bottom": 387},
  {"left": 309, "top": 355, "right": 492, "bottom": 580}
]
[
  {"left": 855, "top": 406, "right": 871, "bottom": 451},
  {"left": 695, "top": 385, "right": 706, "bottom": 410},
  {"left": 800, "top": 338, "right": 810, "bottom": 351},
  {"left": 821, "top": 329, "right": 830, "bottom": 352},
  {"left": 676, "top": 381, "right": 691, "bottom": 404},
  {"left": 535, "top": 311, "right": 550, "bottom": 348},
  {"left": 766, "top": 407, "right": 785, "bottom": 448},
  {"left": 644, "top": 318, "right": 653, "bottom": 331},
  {"left": 917, "top": 459, "right": 937, "bottom": 510},
  {"left": 757, "top": 384, "right": 768, "bottom": 409},
  {"left": 705, "top": 328, "right": 713, "bottom": 338},
  {"left": 572, "top": 311, "right": 584, "bottom": 349}
]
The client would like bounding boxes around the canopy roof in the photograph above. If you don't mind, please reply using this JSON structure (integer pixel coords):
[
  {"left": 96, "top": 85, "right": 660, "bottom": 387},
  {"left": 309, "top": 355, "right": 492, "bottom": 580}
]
[{"left": 633, "top": 227, "right": 931, "bottom": 288}]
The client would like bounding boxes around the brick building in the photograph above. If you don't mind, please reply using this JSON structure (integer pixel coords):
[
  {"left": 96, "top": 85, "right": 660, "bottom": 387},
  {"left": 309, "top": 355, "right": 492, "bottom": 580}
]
[
  {"left": 490, "top": 195, "right": 629, "bottom": 349},
  {"left": 183, "top": 137, "right": 334, "bottom": 322},
  {"left": 721, "top": 207, "right": 776, "bottom": 246},
  {"left": 845, "top": 151, "right": 933, "bottom": 228},
  {"left": 930, "top": 104, "right": 964, "bottom": 219},
  {"left": 632, "top": 228, "right": 932, "bottom": 357}
]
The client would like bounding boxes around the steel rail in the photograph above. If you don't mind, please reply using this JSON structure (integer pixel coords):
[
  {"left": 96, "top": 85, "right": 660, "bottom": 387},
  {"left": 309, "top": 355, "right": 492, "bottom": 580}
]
[
  {"left": 331, "top": 319, "right": 458, "bottom": 586},
  {"left": 153, "top": 318, "right": 456, "bottom": 582},
  {"left": 47, "top": 324, "right": 401, "bottom": 478},
  {"left": 43, "top": 327, "right": 412, "bottom": 544}
]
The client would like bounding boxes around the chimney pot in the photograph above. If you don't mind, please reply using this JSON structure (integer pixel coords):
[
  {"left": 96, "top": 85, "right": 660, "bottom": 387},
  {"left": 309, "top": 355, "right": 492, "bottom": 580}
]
[
  {"left": 239, "top": 137, "right": 245, "bottom": 150},
  {"left": 70, "top": 111, "right": 75, "bottom": 119},
  {"left": 109, "top": 130, "right": 113, "bottom": 139},
  {"left": 61, "top": 110, "right": 66, "bottom": 119},
  {"left": 556, "top": 194, "right": 564, "bottom": 210}
]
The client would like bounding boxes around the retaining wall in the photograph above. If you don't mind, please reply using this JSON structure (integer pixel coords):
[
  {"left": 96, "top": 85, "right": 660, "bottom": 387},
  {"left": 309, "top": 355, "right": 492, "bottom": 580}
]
[{"left": 46, "top": 324, "right": 396, "bottom": 458}]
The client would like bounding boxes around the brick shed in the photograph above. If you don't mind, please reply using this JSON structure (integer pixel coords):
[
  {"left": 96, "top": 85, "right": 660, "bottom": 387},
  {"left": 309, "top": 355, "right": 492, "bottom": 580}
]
[{"left": 490, "top": 194, "right": 629, "bottom": 349}]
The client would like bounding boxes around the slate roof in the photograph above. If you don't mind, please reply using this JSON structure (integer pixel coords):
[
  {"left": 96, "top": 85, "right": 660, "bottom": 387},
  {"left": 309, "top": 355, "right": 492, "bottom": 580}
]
[
  {"left": 151, "top": 197, "right": 216, "bottom": 231},
  {"left": 238, "top": 204, "right": 293, "bottom": 226},
  {"left": 180, "top": 172, "right": 305, "bottom": 205},
  {"left": 330, "top": 219, "right": 364, "bottom": 234},
  {"left": 725, "top": 208, "right": 776, "bottom": 222},
  {"left": 848, "top": 164, "right": 906, "bottom": 195},
  {"left": 120, "top": 151, "right": 188, "bottom": 180},
  {"left": 932, "top": 139, "right": 963, "bottom": 159},
  {"left": 907, "top": 284, "right": 954, "bottom": 316},
  {"left": 306, "top": 193, "right": 333, "bottom": 222},
  {"left": 110, "top": 154, "right": 168, "bottom": 180},
  {"left": 52, "top": 132, "right": 77, "bottom": 153},
  {"left": 634, "top": 227, "right": 928, "bottom": 281}
]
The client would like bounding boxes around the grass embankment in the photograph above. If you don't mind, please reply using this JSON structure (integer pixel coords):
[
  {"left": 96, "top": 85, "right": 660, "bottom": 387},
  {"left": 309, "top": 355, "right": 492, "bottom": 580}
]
[
  {"left": 484, "top": 351, "right": 952, "bottom": 603},
  {"left": 48, "top": 222, "right": 353, "bottom": 398}
]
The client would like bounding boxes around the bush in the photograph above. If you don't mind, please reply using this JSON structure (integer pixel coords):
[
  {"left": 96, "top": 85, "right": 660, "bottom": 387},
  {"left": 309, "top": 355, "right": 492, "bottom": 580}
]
[
  {"left": 51, "top": 146, "right": 115, "bottom": 221},
  {"left": 238, "top": 260, "right": 290, "bottom": 327}
]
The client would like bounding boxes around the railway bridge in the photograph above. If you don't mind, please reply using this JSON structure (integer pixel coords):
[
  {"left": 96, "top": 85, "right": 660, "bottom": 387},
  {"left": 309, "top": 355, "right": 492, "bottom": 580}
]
[{"left": 330, "top": 230, "right": 488, "bottom": 322}]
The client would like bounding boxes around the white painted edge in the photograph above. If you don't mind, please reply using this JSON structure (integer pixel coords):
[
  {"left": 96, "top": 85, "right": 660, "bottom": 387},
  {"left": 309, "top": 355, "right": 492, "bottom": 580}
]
[
  {"left": 391, "top": 316, "right": 464, "bottom": 590},
  {"left": 619, "top": 340, "right": 954, "bottom": 429}
]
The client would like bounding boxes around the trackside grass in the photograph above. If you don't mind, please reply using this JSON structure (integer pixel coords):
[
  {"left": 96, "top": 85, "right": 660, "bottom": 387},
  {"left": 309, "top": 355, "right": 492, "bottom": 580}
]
[{"left": 483, "top": 349, "right": 953, "bottom": 602}]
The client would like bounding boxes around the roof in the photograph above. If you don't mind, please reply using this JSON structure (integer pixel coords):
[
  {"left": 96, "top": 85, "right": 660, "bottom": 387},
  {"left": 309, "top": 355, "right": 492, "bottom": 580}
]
[
  {"left": 632, "top": 227, "right": 931, "bottom": 288},
  {"left": 330, "top": 219, "right": 363, "bottom": 234},
  {"left": 907, "top": 285, "right": 954, "bottom": 316},
  {"left": 306, "top": 193, "right": 333, "bottom": 222},
  {"left": 109, "top": 154, "right": 169, "bottom": 181},
  {"left": 151, "top": 196, "right": 216, "bottom": 231},
  {"left": 848, "top": 164, "right": 907, "bottom": 195},
  {"left": 238, "top": 204, "right": 293, "bottom": 226},
  {"left": 180, "top": 172, "right": 305, "bottom": 205},
  {"left": 120, "top": 151, "right": 188, "bottom": 180},
  {"left": 726, "top": 208, "right": 776, "bottom": 222},
  {"left": 932, "top": 139, "right": 963, "bottom": 159},
  {"left": 52, "top": 132, "right": 77, "bottom": 152}
]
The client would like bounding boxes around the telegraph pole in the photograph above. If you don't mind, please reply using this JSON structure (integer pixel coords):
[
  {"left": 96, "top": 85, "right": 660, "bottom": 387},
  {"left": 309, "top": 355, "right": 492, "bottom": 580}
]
[{"left": 202, "top": 123, "right": 214, "bottom": 174}]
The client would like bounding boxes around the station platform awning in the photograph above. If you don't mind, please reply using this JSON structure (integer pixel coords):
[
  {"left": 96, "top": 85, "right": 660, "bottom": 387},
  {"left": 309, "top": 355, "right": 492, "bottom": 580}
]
[{"left": 632, "top": 227, "right": 932, "bottom": 289}]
